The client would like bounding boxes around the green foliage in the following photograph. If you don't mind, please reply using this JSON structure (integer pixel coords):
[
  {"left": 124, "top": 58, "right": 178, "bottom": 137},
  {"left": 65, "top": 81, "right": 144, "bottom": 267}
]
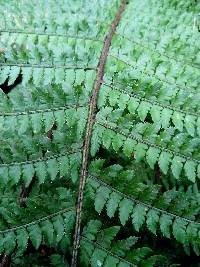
[
  {"left": 87, "top": 172, "right": 200, "bottom": 248},
  {"left": 0, "top": 0, "right": 200, "bottom": 266},
  {"left": 80, "top": 220, "right": 172, "bottom": 267}
]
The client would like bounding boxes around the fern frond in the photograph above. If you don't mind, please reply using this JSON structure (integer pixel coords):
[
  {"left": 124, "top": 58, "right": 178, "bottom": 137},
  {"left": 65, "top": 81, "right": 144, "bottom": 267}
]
[
  {"left": 0, "top": 0, "right": 121, "bottom": 38},
  {"left": 80, "top": 220, "right": 171, "bottom": 267},
  {"left": 104, "top": 56, "right": 200, "bottom": 113},
  {"left": 117, "top": 0, "right": 200, "bottom": 66},
  {"left": 92, "top": 121, "right": 200, "bottom": 182},
  {"left": 0, "top": 149, "right": 81, "bottom": 186},
  {"left": 99, "top": 83, "right": 200, "bottom": 137},
  {"left": 87, "top": 175, "right": 200, "bottom": 254},
  {"left": 0, "top": 207, "right": 75, "bottom": 255},
  {"left": 0, "top": 0, "right": 200, "bottom": 265}
]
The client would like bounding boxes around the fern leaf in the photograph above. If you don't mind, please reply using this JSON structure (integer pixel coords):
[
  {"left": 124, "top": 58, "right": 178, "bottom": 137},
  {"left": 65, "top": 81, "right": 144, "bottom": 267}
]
[
  {"left": 132, "top": 204, "right": 147, "bottom": 232},
  {"left": 28, "top": 224, "right": 42, "bottom": 249},
  {"left": 119, "top": 198, "right": 133, "bottom": 226}
]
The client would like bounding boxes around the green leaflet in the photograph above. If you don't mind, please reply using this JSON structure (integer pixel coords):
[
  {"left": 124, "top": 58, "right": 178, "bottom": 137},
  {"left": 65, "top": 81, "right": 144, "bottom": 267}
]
[
  {"left": 55, "top": 68, "right": 65, "bottom": 84},
  {"left": 159, "top": 214, "right": 172, "bottom": 238},
  {"left": 22, "top": 163, "right": 35, "bottom": 187},
  {"left": 158, "top": 151, "right": 172, "bottom": 175},
  {"left": 118, "top": 93, "right": 130, "bottom": 110},
  {"left": 0, "top": 66, "right": 10, "bottom": 84},
  {"left": 104, "top": 255, "right": 119, "bottom": 267},
  {"left": 0, "top": 166, "right": 9, "bottom": 185},
  {"left": 90, "top": 248, "right": 107, "bottom": 267},
  {"left": 47, "top": 158, "right": 59, "bottom": 181},
  {"left": 52, "top": 215, "right": 65, "bottom": 243},
  {"left": 31, "top": 113, "right": 43, "bottom": 133},
  {"left": 119, "top": 198, "right": 133, "bottom": 226},
  {"left": 95, "top": 186, "right": 111, "bottom": 214},
  {"left": 108, "top": 90, "right": 120, "bottom": 107},
  {"left": 128, "top": 247, "right": 153, "bottom": 265},
  {"left": 128, "top": 97, "right": 139, "bottom": 114},
  {"left": 54, "top": 110, "right": 66, "bottom": 129},
  {"left": 146, "top": 209, "right": 160, "bottom": 235},
  {"left": 5, "top": 116, "right": 17, "bottom": 132},
  {"left": 22, "top": 67, "right": 32, "bottom": 85},
  {"left": 171, "top": 156, "right": 185, "bottom": 179},
  {"left": 97, "top": 226, "right": 120, "bottom": 248},
  {"left": 172, "top": 219, "right": 187, "bottom": 244},
  {"left": 75, "top": 69, "right": 85, "bottom": 86},
  {"left": 172, "top": 112, "right": 184, "bottom": 132},
  {"left": 43, "top": 68, "right": 55, "bottom": 86},
  {"left": 33, "top": 67, "right": 43, "bottom": 86},
  {"left": 161, "top": 108, "right": 173, "bottom": 129},
  {"left": 146, "top": 147, "right": 160, "bottom": 169},
  {"left": 184, "top": 115, "right": 195, "bottom": 137},
  {"left": 77, "top": 107, "right": 88, "bottom": 137},
  {"left": 8, "top": 66, "right": 21, "bottom": 86},
  {"left": 90, "top": 125, "right": 103, "bottom": 157},
  {"left": 102, "top": 128, "right": 113, "bottom": 149},
  {"left": 98, "top": 85, "right": 110, "bottom": 108},
  {"left": 58, "top": 155, "right": 69, "bottom": 177},
  {"left": 186, "top": 223, "right": 198, "bottom": 242},
  {"left": 184, "top": 161, "right": 196, "bottom": 183},
  {"left": 69, "top": 153, "right": 80, "bottom": 183},
  {"left": 3, "top": 231, "right": 16, "bottom": 254},
  {"left": 62, "top": 210, "right": 76, "bottom": 237},
  {"left": 80, "top": 240, "right": 94, "bottom": 266},
  {"left": 28, "top": 224, "right": 42, "bottom": 249},
  {"left": 132, "top": 204, "right": 147, "bottom": 232},
  {"left": 106, "top": 191, "right": 122, "bottom": 218},
  {"left": 82, "top": 220, "right": 102, "bottom": 241},
  {"left": 150, "top": 105, "right": 162, "bottom": 122},
  {"left": 35, "top": 161, "right": 47, "bottom": 184},
  {"left": 16, "top": 228, "right": 29, "bottom": 255},
  {"left": 18, "top": 115, "right": 30, "bottom": 134},
  {"left": 44, "top": 111, "right": 55, "bottom": 132},
  {"left": 41, "top": 219, "right": 54, "bottom": 245},
  {"left": 112, "top": 133, "right": 125, "bottom": 152},
  {"left": 134, "top": 143, "right": 148, "bottom": 162},
  {"left": 122, "top": 138, "right": 136, "bottom": 157},
  {"left": 9, "top": 165, "right": 21, "bottom": 185},
  {"left": 137, "top": 101, "right": 151, "bottom": 121}
]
